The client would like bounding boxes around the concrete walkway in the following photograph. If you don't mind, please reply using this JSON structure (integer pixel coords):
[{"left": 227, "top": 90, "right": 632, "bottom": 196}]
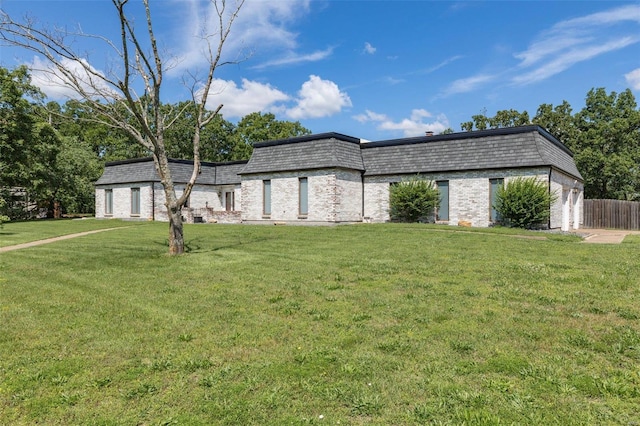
[
  {"left": 576, "top": 228, "right": 640, "bottom": 244},
  {"left": 0, "top": 227, "right": 126, "bottom": 253}
]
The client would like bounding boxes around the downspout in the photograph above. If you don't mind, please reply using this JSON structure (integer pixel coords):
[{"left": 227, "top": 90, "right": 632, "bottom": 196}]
[
  {"left": 361, "top": 170, "right": 365, "bottom": 222},
  {"left": 548, "top": 167, "right": 552, "bottom": 229},
  {"left": 152, "top": 182, "right": 155, "bottom": 221}
]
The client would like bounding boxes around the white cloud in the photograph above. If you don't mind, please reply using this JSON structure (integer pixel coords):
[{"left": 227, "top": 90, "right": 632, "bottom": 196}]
[
  {"left": 441, "top": 5, "right": 640, "bottom": 96},
  {"left": 554, "top": 4, "right": 640, "bottom": 30},
  {"left": 206, "top": 78, "right": 290, "bottom": 118},
  {"left": 286, "top": 75, "right": 352, "bottom": 119},
  {"left": 513, "top": 37, "right": 638, "bottom": 86},
  {"left": 440, "top": 74, "right": 495, "bottom": 97},
  {"left": 425, "top": 55, "right": 463, "bottom": 73},
  {"left": 625, "top": 68, "right": 640, "bottom": 90},
  {"left": 204, "top": 75, "right": 351, "bottom": 120},
  {"left": 512, "top": 4, "right": 640, "bottom": 85},
  {"left": 353, "top": 110, "right": 387, "bottom": 123},
  {"left": 168, "top": 0, "right": 314, "bottom": 75},
  {"left": 251, "top": 47, "right": 334, "bottom": 70},
  {"left": 354, "top": 109, "right": 449, "bottom": 137},
  {"left": 27, "top": 56, "right": 114, "bottom": 101},
  {"left": 363, "top": 42, "right": 376, "bottom": 55}
]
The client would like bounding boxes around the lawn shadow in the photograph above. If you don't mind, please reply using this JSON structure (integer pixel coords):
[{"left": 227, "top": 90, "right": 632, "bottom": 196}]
[{"left": 152, "top": 236, "right": 274, "bottom": 254}]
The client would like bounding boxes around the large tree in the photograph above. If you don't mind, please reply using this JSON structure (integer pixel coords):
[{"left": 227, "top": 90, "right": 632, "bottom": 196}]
[
  {"left": 232, "top": 112, "right": 311, "bottom": 159},
  {"left": 0, "top": 66, "right": 41, "bottom": 191},
  {"left": 573, "top": 88, "right": 640, "bottom": 200},
  {"left": 1, "top": 66, "right": 105, "bottom": 218},
  {"left": 44, "top": 100, "right": 144, "bottom": 162},
  {"left": 1, "top": 0, "right": 245, "bottom": 254}
]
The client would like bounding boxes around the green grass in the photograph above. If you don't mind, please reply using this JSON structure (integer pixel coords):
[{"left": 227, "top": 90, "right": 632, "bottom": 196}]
[
  {"left": 0, "top": 218, "right": 147, "bottom": 247},
  {"left": 1, "top": 222, "right": 639, "bottom": 425}
]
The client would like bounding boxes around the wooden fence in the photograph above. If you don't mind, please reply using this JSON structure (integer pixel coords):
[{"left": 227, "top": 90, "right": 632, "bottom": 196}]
[{"left": 583, "top": 199, "right": 640, "bottom": 230}]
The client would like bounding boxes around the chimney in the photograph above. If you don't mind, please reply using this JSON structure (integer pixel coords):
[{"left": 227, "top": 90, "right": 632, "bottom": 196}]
[{"left": 425, "top": 131, "right": 434, "bottom": 137}]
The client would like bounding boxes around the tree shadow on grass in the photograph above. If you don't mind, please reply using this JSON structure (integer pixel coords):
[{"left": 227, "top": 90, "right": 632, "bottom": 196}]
[{"left": 153, "top": 236, "right": 274, "bottom": 254}]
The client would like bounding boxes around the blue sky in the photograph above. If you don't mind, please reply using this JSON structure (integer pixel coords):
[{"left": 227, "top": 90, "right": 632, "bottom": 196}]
[{"left": 1, "top": 0, "right": 639, "bottom": 142}]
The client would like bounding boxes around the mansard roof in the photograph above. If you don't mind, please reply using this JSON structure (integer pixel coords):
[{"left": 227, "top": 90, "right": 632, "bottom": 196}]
[
  {"left": 360, "top": 126, "right": 582, "bottom": 180},
  {"left": 95, "top": 126, "right": 583, "bottom": 186},
  {"left": 95, "top": 157, "right": 247, "bottom": 186},
  {"left": 240, "top": 132, "right": 365, "bottom": 175}
]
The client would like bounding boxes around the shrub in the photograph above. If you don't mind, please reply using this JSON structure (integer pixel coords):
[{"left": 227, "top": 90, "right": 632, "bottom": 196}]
[
  {"left": 0, "top": 197, "right": 8, "bottom": 227},
  {"left": 389, "top": 178, "right": 440, "bottom": 222},
  {"left": 495, "top": 177, "right": 557, "bottom": 229}
]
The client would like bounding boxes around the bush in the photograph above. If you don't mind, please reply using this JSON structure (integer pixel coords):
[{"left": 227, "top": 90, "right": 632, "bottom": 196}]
[
  {"left": 495, "top": 177, "right": 557, "bottom": 229},
  {"left": 389, "top": 178, "right": 440, "bottom": 222},
  {"left": 0, "top": 197, "right": 8, "bottom": 227}
]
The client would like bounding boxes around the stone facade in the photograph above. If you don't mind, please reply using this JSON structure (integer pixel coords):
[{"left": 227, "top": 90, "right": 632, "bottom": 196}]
[
  {"left": 95, "top": 183, "right": 154, "bottom": 220},
  {"left": 364, "top": 168, "right": 551, "bottom": 227},
  {"left": 550, "top": 170, "right": 583, "bottom": 231},
  {"left": 96, "top": 127, "right": 585, "bottom": 230},
  {"left": 96, "top": 182, "right": 241, "bottom": 223},
  {"left": 241, "top": 168, "right": 362, "bottom": 223}
]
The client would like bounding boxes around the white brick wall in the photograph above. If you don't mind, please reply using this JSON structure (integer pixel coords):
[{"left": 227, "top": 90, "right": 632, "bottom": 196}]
[
  {"left": 364, "top": 168, "right": 550, "bottom": 227},
  {"left": 96, "top": 166, "right": 582, "bottom": 229},
  {"left": 334, "top": 169, "right": 363, "bottom": 222},
  {"left": 97, "top": 182, "right": 241, "bottom": 222},
  {"left": 241, "top": 168, "right": 363, "bottom": 223},
  {"left": 550, "top": 170, "right": 583, "bottom": 230},
  {"left": 95, "top": 183, "right": 153, "bottom": 220}
]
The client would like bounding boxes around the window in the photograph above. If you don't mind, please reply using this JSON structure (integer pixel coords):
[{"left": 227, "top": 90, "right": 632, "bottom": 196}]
[
  {"left": 131, "top": 187, "right": 140, "bottom": 215},
  {"left": 436, "top": 181, "right": 449, "bottom": 221},
  {"left": 225, "top": 191, "right": 235, "bottom": 212},
  {"left": 489, "top": 178, "right": 504, "bottom": 222},
  {"left": 263, "top": 180, "right": 271, "bottom": 216},
  {"left": 299, "top": 177, "right": 308, "bottom": 216},
  {"left": 105, "top": 189, "right": 113, "bottom": 215}
]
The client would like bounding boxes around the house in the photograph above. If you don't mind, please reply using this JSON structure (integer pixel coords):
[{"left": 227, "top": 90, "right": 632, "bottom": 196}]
[
  {"left": 95, "top": 125, "right": 584, "bottom": 231},
  {"left": 94, "top": 158, "right": 247, "bottom": 223}
]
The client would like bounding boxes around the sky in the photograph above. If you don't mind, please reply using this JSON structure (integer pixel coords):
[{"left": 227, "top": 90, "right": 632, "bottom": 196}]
[{"left": 1, "top": 0, "right": 639, "bottom": 142}]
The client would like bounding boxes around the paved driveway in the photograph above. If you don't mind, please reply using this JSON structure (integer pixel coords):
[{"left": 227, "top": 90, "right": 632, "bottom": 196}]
[{"left": 577, "top": 228, "right": 640, "bottom": 244}]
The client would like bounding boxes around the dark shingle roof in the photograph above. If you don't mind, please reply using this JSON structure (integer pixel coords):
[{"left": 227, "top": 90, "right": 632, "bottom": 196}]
[
  {"left": 95, "top": 158, "right": 247, "bottom": 186},
  {"left": 96, "top": 127, "right": 582, "bottom": 186},
  {"left": 361, "top": 126, "right": 582, "bottom": 179},
  {"left": 216, "top": 162, "right": 247, "bottom": 185},
  {"left": 240, "top": 132, "right": 364, "bottom": 174}
]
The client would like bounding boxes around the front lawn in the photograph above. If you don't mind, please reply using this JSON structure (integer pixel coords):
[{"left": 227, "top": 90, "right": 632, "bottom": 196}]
[
  {"left": 0, "top": 218, "right": 147, "bottom": 247},
  {"left": 0, "top": 222, "right": 638, "bottom": 424}
]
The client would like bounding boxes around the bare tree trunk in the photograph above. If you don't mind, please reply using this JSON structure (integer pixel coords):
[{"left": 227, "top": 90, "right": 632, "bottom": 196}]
[{"left": 168, "top": 205, "right": 184, "bottom": 255}]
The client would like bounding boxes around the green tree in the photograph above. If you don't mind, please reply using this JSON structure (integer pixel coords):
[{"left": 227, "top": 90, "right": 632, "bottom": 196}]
[
  {"left": 28, "top": 122, "right": 62, "bottom": 216},
  {"left": 54, "top": 136, "right": 103, "bottom": 214},
  {"left": 0, "top": 66, "right": 42, "bottom": 190},
  {"left": 460, "top": 109, "right": 530, "bottom": 131},
  {"left": 532, "top": 101, "right": 577, "bottom": 150},
  {"left": 389, "top": 178, "right": 440, "bottom": 222},
  {"left": 495, "top": 177, "right": 558, "bottom": 229},
  {"left": 573, "top": 88, "right": 640, "bottom": 200},
  {"left": 162, "top": 101, "right": 236, "bottom": 162},
  {"left": 231, "top": 112, "right": 311, "bottom": 159},
  {"left": 1, "top": 68, "right": 104, "bottom": 218},
  {"left": 45, "top": 100, "right": 144, "bottom": 161}
]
